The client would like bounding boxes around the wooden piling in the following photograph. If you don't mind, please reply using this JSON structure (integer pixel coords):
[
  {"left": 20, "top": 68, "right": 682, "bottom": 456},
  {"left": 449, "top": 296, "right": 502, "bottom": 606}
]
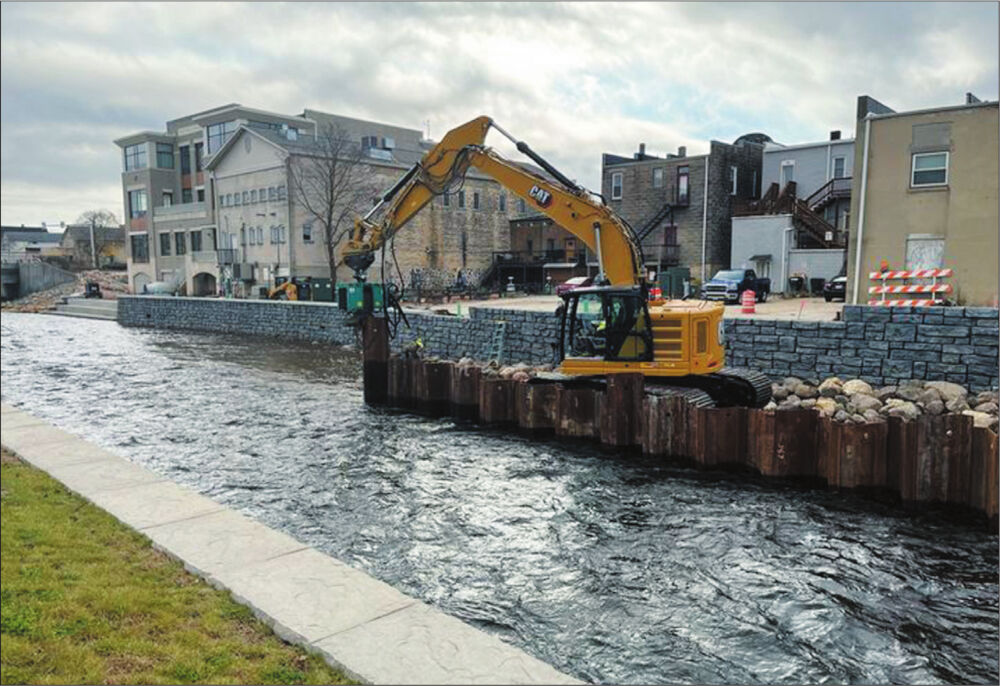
[
  {"left": 690, "top": 406, "right": 748, "bottom": 468},
  {"left": 361, "top": 316, "right": 389, "bottom": 405},
  {"left": 479, "top": 377, "right": 517, "bottom": 426},
  {"left": 555, "top": 383, "right": 602, "bottom": 439},
  {"left": 747, "top": 409, "right": 818, "bottom": 478},
  {"left": 887, "top": 416, "right": 919, "bottom": 498},
  {"left": 449, "top": 364, "right": 481, "bottom": 422},
  {"left": 641, "top": 394, "right": 674, "bottom": 457},
  {"left": 414, "top": 360, "right": 452, "bottom": 417},
  {"left": 516, "top": 381, "right": 558, "bottom": 433},
  {"left": 818, "top": 418, "right": 888, "bottom": 489},
  {"left": 599, "top": 373, "right": 644, "bottom": 448}
]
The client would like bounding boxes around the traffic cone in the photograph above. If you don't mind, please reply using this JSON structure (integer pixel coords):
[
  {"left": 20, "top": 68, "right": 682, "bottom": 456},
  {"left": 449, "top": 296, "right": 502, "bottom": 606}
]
[{"left": 741, "top": 289, "right": 756, "bottom": 314}]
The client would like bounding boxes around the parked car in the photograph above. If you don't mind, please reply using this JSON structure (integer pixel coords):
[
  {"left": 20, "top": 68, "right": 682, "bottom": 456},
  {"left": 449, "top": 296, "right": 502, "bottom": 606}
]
[
  {"left": 824, "top": 275, "right": 847, "bottom": 302},
  {"left": 555, "top": 275, "right": 594, "bottom": 296},
  {"left": 702, "top": 269, "right": 771, "bottom": 303}
]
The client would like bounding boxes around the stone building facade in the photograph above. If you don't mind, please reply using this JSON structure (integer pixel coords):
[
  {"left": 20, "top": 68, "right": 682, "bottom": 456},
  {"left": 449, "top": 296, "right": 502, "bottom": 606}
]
[{"left": 601, "top": 136, "right": 767, "bottom": 284}]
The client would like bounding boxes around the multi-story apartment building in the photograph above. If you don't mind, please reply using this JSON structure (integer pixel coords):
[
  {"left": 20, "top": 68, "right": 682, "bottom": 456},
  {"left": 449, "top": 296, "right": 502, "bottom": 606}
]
[
  {"left": 846, "top": 94, "right": 999, "bottom": 305},
  {"left": 600, "top": 135, "right": 768, "bottom": 284},
  {"left": 115, "top": 105, "right": 513, "bottom": 297},
  {"left": 762, "top": 131, "right": 854, "bottom": 238}
]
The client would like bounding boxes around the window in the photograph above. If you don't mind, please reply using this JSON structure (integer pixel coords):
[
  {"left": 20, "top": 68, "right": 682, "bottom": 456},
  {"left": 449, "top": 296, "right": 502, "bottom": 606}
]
[
  {"left": 257, "top": 226, "right": 264, "bottom": 244},
  {"left": 180, "top": 145, "right": 191, "bottom": 174},
  {"left": 248, "top": 226, "right": 256, "bottom": 246},
  {"left": 259, "top": 188, "right": 266, "bottom": 203},
  {"left": 194, "top": 142, "right": 203, "bottom": 171},
  {"left": 162, "top": 191, "right": 173, "bottom": 207},
  {"left": 653, "top": 168, "right": 664, "bottom": 188},
  {"left": 234, "top": 192, "right": 241, "bottom": 206},
  {"left": 677, "top": 166, "right": 689, "bottom": 204},
  {"left": 911, "top": 152, "right": 948, "bottom": 187},
  {"left": 240, "top": 227, "right": 246, "bottom": 247},
  {"left": 268, "top": 186, "right": 277, "bottom": 201},
  {"left": 218, "top": 194, "right": 225, "bottom": 208},
  {"left": 130, "top": 235, "right": 149, "bottom": 263},
  {"left": 611, "top": 172, "right": 623, "bottom": 199},
  {"left": 277, "top": 185, "right": 287, "bottom": 200},
  {"left": 159, "top": 232, "right": 171, "bottom": 256},
  {"left": 473, "top": 191, "right": 481, "bottom": 210},
  {"left": 518, "top": 198, "right": 527, "bottom": 213},
  {"left": 303, "top": 222, "right": 313, "bottom": 243},
  {"left": 206, "top": 121, "right": 236, "bottom": 154},
  {"left": 242, "top": 191, "right": 249, "bottom": 205},
  {"left": 832, "top": 156, "right": 846, "bottom": 179},
  {"left": 190, "top": 230, "right": 202, "bottom": 252},
  {"left": 197, "top": 188, "right": 205, "bottom": 202},
  {"left": 729, "top": 165, "right": 738, "bottom": 195},
  {"left": 499, "top": 193, "right": 506, "bottom": 212},
  {"left": 225, "top": 193, "right": 233, "bottom": 206},
  {"left": 124, "top": 143, "right": 147, "bottom": 171},
  {"left": 251, "top": 189, "right": 257, "bottom": 203},
  {"left": 458, "top": 190, "right": 466, "bottom": 208},
  {"left": 443, "top": 193, "right": 450, "bottom": 208},
  {"left": 175, "top": 232, "right": 186, "bottom": 255},
  {"left": 128, "top": 189, "right": 148, "bottom": 218},
  {"left": 182, "top": 188, "right": 193, "bottom": 204},
  {"left": 156, "top": 143, "right": 174, "bottom": 169}
]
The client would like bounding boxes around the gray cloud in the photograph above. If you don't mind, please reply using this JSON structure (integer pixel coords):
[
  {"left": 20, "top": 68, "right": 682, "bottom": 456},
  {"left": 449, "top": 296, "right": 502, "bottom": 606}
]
[{"left": 1, "top": 1, "right": 996, "bottom": 225}]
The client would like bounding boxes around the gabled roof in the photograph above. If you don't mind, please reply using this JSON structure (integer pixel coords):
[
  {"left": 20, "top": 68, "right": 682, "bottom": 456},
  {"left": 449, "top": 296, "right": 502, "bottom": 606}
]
[
  {"left": 2, "top": 230, "right": 63, "bottom": 244},
  {"left": 203, "top": 126, "right": 291, "bottom": 170},
  {"left": 60, "top": 224, "right": 125, "bottom": 246}
]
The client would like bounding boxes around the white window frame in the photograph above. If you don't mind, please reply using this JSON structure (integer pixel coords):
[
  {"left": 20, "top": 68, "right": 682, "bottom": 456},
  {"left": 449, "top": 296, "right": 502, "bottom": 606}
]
[
  {"left": 832, "top": 156, "right": 846, "bottom": 179},
  {"left": 910, "top": 151, "right": 949, "bottom": 188},
  {"left": 729, "top": 165, "right": 738, "bottom": 196},
  {"left": 780, "top": 160, "right": 795, "bottom": 187},
  {"left": 162, "top": 191, "right": 173, "bottom": 207},
  {"left": 611, "top": 171, "right": 623, "bottom": 200},
  {"left": 652, "top": 167, "right": 664, "bottom": 188}
]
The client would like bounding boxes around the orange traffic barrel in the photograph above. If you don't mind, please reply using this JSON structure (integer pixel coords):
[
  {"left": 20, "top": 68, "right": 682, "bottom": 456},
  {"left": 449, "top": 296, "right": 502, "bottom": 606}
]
[{"left": 741, "top": 289, "right": 756, "bottom": 314}]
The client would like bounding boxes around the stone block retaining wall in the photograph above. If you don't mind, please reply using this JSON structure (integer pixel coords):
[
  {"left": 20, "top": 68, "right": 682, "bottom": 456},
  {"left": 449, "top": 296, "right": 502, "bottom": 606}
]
[{"left": 118, "top": 297, "right": 999, "bottom": 392}]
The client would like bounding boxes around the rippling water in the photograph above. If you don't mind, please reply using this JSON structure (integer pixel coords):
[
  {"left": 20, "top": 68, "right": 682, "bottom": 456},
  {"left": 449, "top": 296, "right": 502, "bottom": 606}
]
[{"left": 2, "top": 312, "right": 997, "bottom": 684}]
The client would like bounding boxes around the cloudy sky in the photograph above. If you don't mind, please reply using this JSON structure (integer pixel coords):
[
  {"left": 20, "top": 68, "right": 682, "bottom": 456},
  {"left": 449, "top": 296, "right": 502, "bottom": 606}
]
[{"left": 1, "top": 1, "right": 997, "bottom": 227}]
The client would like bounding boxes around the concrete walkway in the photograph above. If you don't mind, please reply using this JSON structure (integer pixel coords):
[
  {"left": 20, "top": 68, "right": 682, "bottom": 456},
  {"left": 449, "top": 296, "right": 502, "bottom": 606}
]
[
  {"left": 0, "top": 403, "right": 580, "bottom": 685},
  {"left": 47, "top": 296, "right": 118, "bottom": 320}
]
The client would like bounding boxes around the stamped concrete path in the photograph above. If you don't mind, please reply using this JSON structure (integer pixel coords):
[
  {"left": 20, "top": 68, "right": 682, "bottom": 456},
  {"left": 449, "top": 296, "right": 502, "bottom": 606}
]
[{"left": 1, "top": 403, "right": 580, "bottom": 685}]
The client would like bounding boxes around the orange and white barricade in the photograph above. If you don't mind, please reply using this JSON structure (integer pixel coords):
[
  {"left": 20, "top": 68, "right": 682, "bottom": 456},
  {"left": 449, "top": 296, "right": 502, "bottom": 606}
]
[{"left": 868, "top": 268, "right": 952, "bottom": 306}]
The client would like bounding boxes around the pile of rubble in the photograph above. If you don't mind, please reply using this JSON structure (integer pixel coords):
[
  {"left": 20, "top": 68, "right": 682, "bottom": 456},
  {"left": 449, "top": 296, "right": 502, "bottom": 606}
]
[
  {"left": 1, "top": 270, "right": 128, "bottom": 313},
  {"left": 767, "top": 376, "right": 999, "bottom": 428}
]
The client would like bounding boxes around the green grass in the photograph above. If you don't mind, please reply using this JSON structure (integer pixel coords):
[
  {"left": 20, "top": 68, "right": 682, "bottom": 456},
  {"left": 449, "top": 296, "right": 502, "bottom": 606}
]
[{"left": 1, "top": 451, "right": 354, "bottom": 685}]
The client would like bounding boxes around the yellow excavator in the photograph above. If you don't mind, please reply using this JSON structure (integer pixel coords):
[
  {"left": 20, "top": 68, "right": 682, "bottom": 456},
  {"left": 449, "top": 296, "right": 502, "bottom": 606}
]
[{"left": 343, "top": 116, "right": 770, "bottom": 408}]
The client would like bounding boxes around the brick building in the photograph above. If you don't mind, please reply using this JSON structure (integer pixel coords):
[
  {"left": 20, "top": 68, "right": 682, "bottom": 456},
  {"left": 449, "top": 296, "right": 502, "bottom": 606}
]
[{"left": 601, "top": 135, "right": 769, "bottom": 284}]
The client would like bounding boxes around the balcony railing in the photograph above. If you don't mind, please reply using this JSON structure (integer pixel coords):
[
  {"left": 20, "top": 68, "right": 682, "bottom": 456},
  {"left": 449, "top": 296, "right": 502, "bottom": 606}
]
[
  {"left": 804, "top": 176, "right": 852, "bottom": 210},
  {"left": 152, "top": 201, "right": 207, "bottom": 219},
  {"left": 189, "top": 250, "right": 219, "bottom": 265}
]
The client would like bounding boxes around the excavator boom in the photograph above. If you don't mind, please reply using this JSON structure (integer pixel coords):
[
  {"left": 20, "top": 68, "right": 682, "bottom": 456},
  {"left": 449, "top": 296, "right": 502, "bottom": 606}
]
[{"left": 342, "top": 116, "right": 770, "bottom": 408}]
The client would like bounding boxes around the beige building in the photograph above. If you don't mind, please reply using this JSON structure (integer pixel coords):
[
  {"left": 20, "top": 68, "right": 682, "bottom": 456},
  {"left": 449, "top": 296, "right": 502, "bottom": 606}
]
[
  {"left": 115, "top": 105, "right": 513, "bottom": 297},
  {"left": 846, "top": 94, "right": 999, "bottom": 305}
]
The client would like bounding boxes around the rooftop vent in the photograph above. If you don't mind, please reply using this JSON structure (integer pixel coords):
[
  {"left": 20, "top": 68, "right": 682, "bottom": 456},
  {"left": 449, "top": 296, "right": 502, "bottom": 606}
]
[
  {"left": 830, "top": 130, "right": 841, "bottom": 141},
  {"left": 677, "top": 146, "right": 687, "bottom": 157}
]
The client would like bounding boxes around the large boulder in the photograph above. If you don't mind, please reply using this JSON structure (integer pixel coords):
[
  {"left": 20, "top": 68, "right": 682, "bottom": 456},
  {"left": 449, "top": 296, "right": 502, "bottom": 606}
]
[
  {"left": 794, "top": 383, "right": 818, "bottom": 399},
  {"left": 973, "top": 401, "right": 998, "bottom": 414},
  {"left": 945, "top": 397, "right": 971, "bottom": 413},
  {"left": 801, "top": 398, "right": 817, "bottom": 409},
  {"left": 863, "top": 408, "right": 883, "bottom": 423},
  {"left": 916, "top": 388, "right": 942, "bottom": 406},
  {"left": 876, "top": 385, "right": 898, "bottom": 401},
  {"left": 814, "top": 397, "right": 839, "bottom": 416},
  {"left": 771, "top": 383, "right": 789, "bottom": 401},
  {"left": 924, "top": 381, "right": 968, "bottom": 404},
  {"left": 963, "top": 410, "right": 995, "bottom": 429},
  {"left": 843, "top": 379, "right": 874, "bottom": 396},
  {"left": 924, "top": 399, "right": 946, "bottom": 416},
  {"left": 975, "top": 390, "right": 999, "bottom": 406},
  {"left": 782, "top": 377, "right": 803, "bottom": 393},
  {"left": 887, "top": 401, "right": 921, "bottom": 421},
  {"left": 849, "top": 394, "right": 883, "bottom": 414},
  {"left": 778, "top": 395, "right": 802, "bottom": 410},
  {"left": 896, "top": 385, "right": 924, "bottom": 402},
  {"left": 833, "top": 409, "right": 851, "bottom": 423},
  {"left": 818, "top": 377, "right": 843, "bottom": 398}
]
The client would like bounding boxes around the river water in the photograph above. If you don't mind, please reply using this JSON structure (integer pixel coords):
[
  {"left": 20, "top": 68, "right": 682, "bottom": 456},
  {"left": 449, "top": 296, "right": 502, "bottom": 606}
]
[{"left": 2, "top": 312, "right": 997, "bottom": 685}]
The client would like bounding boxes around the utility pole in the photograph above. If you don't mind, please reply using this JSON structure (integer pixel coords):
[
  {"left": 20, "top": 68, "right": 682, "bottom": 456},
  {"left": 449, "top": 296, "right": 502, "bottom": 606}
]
[{"left": 89, "top": 217, "right": 98, "bottom": 269}]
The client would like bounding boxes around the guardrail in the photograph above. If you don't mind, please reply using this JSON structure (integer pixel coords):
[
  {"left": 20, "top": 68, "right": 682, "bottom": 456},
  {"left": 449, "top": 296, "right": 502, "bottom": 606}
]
[{"left": 868, "top": 268, "right": 953, "bottom": 306}]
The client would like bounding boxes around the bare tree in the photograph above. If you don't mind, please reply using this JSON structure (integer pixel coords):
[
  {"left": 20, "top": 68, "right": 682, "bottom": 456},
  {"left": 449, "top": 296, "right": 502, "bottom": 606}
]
[
  {"left": 288, "top": 123, "right": 376, "bottom": 285},
  {"left": 73, "top": 209, "right": 120, "bottom": 267}
]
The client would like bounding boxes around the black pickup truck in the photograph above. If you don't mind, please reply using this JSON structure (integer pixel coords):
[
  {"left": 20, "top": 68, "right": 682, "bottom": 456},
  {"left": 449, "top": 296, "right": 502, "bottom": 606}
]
[{"left": 701, "top": 268, "right": 771, "bottom": 304}]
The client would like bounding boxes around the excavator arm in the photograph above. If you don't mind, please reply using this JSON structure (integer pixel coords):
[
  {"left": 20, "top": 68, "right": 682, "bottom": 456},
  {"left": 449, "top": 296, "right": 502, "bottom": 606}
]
[{"left": 342, "top": 116, "right": 645, "bottom": 288}]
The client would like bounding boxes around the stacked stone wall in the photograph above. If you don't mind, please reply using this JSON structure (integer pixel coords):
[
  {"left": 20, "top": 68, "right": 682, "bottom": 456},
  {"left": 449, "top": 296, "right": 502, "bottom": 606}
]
[{"left": 118, "top": 297, "right": 999, "bottom": 392}]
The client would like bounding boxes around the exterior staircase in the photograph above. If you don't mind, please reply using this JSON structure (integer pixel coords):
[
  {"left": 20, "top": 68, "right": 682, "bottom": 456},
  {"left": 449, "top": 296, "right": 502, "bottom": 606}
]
[
  {"left": 733, "top": 181, "right": 842, "bottom": 248},
  {"left": 48, "top": 295, "right": 118, "bottom": 321}
]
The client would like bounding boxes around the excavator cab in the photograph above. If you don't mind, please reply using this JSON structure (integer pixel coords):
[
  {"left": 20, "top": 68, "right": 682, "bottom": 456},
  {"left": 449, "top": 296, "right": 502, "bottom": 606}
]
[{"left": 558, "top": 286, "right": 653, "bottom": 364}]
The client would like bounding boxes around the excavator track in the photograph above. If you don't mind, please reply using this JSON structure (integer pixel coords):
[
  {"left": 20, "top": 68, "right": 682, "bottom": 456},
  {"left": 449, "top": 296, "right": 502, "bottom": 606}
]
[
  {"left": 644, "top": 383, "right": 717, "bottom": 408},
  {"left": 661, "top": 367, "right": 772, "bottom": 409}
]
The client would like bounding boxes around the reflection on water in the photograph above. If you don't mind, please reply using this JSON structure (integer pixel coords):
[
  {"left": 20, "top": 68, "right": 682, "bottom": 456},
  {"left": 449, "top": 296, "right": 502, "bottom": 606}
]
[{"left": 2, "top": 312, "right": 997, "bottom": 685}]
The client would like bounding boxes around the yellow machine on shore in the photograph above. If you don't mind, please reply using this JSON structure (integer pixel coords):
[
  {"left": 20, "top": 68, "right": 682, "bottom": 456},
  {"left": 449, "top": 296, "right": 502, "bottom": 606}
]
[{"left": 343, "top": 116, "right": 770, "bottom": 408}]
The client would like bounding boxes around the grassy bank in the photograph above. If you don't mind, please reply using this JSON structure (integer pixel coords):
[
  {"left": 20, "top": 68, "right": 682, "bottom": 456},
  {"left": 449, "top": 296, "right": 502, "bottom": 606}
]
[{"left": 0, "top": 451, "right": 352, "bottom": 685}]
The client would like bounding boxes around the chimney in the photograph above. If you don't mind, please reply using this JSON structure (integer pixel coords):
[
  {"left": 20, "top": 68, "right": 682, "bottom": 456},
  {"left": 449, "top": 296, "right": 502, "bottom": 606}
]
[
  {"left": 830, "top": 130, "right": 841, "bottom": 141},
  {"left": 677, "top": 145, "right": 687, "bottom": 157},
  {"left": 638, "top": 143, "right": 646, "bottom": 157}
]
